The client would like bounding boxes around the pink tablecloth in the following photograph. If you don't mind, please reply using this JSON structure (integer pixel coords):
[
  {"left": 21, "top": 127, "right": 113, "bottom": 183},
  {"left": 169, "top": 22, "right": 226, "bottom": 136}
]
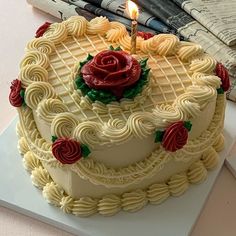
[{"left": 1, "top": 1, "right": 236, "bottom": 236}]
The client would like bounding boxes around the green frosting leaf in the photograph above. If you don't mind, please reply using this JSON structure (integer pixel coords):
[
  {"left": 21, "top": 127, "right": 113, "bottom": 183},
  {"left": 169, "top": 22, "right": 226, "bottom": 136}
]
[
  {"left": 79, "top": 54, "right": 93, "bottom": 69},
  {"left": 109, "top": 45, "right": 122, "bottom": 51},
  {"left": 87, "top": 89, "right": 116, "bottom": 104},
  {"left": 75, "top": 75, "right": 90, "bottom": 95},
  {"left": 140, "top": 58, "right": 148, "bottom": 69},
  {"left": 183, "top": 121, "right": 192, "bottom": 132},
  {"left": 155, "top": 130, "right": 165, "bottom": 143},
  {"left": 20, "top": 89, "right": 27, "bottom": 107},
  {"left": 20, "top": 89, "right": 25, "bottom": 99},
  {"left": 81, "top": 144, "right": 91, "bottom": 158},
  {"left": 51, "top": 136, "right": 58, "bottom": 143},
  {"left": 217, "top": 87, "right": 224, "bottom": 94}
]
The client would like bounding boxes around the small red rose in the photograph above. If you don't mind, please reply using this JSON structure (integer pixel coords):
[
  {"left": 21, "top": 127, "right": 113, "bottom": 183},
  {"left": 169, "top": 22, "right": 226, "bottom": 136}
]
[
  {"left": 162, "top": 121, "right": 188, "bottom": 152},
  {"left": 215, "top": 63, "right": 230, "bottom": 91},
  {"left": 35, "top": 22, "right": 51, "bottom": 38},
  {"left": 137, "top": 31, "right": 154, "bottom": 40},
  {"left": 81, "top": 50, "right": 141, "bottom": 99},
  {"left": 52, "top": 138, "right": 82, "bottom": 164},
  {"left": 9, "top": 79, "right": 24, "bottom": 107}
]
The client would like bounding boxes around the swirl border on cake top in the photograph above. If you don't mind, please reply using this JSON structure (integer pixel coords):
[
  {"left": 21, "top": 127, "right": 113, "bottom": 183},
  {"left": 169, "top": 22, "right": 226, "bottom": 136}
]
[{"left": 19, "top": 16, "right": 221, "bottom": 149}]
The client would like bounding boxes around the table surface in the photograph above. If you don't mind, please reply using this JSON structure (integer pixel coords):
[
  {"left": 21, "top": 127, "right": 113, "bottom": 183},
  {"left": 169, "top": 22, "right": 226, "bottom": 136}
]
[{"left": 1, "top": 1, "right": 236, "bottom": 236}]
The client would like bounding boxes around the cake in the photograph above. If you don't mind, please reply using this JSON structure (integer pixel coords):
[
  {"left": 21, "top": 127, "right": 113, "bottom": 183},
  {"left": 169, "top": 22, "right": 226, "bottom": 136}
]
[{"left": 9, "top": 16, "right": 230, "bottom": 217}]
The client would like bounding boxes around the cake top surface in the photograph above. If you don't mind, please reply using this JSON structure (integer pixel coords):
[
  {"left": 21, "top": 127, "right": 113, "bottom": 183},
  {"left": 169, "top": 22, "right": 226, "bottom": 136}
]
[{"left": 15, "top": 16, "right": 224, "bottom": 149}]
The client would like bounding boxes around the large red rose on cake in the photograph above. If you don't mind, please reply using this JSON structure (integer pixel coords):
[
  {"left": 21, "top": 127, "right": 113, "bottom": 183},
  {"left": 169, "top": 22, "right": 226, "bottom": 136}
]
[
  {"left": 52, "top": 138, "right": 82, "bottom": 164},
  {"left": 81, "top": 50, "right": 141, "bottom": 98},
  {"left": 162, "top": 121, "right": 188, "bottom": 152},
  {"left": 9, "top": 79, "right": 24, "bottom": 107}
]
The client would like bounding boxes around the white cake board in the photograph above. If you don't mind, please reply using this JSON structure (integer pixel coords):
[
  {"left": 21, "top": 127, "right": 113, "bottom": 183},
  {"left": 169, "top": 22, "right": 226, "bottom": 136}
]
[{"left": 0, "top": 103, "right": 235, "bottom": 236}]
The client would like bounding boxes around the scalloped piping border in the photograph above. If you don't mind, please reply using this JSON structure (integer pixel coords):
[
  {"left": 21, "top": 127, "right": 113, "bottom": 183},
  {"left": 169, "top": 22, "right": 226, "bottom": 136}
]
[{"left": 19, "top": 135, "right": 223, "bottom": 217}]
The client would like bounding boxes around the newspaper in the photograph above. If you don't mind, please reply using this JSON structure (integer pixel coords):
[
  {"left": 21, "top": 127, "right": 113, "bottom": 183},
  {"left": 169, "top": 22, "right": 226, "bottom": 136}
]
[
  {"left": 81, "top": 0, "right": 176, "bottom": 34},
  {"left": 172, "top": 0, "right": 236, "bottom": 46}
]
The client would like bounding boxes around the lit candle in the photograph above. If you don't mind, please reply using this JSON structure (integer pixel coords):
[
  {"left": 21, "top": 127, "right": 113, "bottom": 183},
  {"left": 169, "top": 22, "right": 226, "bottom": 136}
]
[{"left": 127, "top": 0, "right": 139, "bottom": 54}]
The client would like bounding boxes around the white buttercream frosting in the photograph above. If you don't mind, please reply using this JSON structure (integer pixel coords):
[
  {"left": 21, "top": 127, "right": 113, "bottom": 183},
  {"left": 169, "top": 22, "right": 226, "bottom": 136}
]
[
  {"left": 43, "top": 22, "right": 68, "bottom": 44},
  {"left": 60, "top": 196, "right": 74, "bottom": 213},
  {"left": 87, "top": 16, "right": 110, "bottom": 35},
  {"left": 26, "top": 38, "right": 55, "bottom": 55},
  {"left": 147, "top": 183, "right": 170, "bottom": 204},
  {"left": 106, "top": 21, "right": 127, "bottom": 42},
  {"left": 187, "top": 160, "right": 207, "bottom": 184},
  {"left": 43, "top": 182, "right": 64, "bottom": 206},
  {"left": 18, "top": 137, "right": 29, "bottom": 155},
  {"left": 201, "top": 147, "right": 219, "bottom": 170},
  {"left": 140, "top": 34, "right": 179, "bottom": 55},
  {"left": 121, "top": 190, "right": 147, "bottom": 212},
  {"left": 213, "top": 134, "right": 225, "bottom": 152},
  {"left": 23, "top": 151, "right": 42, "bottom": 172},
  {"left": 72, "top": 197, "right": 98, "bottom": 217},
  {"left": 177, "top": 41, "right": 203, "bottom": 61},
  {"left": 51, "top": 112, "right": 79, "bottom": 138},
  {"left": 189, "top": 55, "right": 217, "bottom": 73},
  {"left": 65, "top": 16, "right": 87, "bottom": 36},
  {"left": 20, "top": 51, "right": 49, "bottom": 69},
  {"left": 25, "top": 82, "right": 56, "bottom": 109},
  {"left": 19, "top": 65, "right": 48, "bottom": 88},
  {"left": 36, "top": 98, "right": 68, "bottom": 124},
  {"left": 31, "top": 166, "right": 51, "bottom": 189},
  {"left": 192, "top": 72, "right": 221, "bottom": 88},
  {"left": 168, "top": 172, "right": 189, "bottom": 196},
  {"left": 98, "top": 194, "right": 121, "bottom": 216}
]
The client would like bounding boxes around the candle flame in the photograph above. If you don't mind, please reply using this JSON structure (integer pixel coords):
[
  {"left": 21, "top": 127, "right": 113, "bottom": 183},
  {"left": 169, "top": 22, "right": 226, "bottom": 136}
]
[{"left": 127, "top": 0, "right": 139, "bottom": 20}]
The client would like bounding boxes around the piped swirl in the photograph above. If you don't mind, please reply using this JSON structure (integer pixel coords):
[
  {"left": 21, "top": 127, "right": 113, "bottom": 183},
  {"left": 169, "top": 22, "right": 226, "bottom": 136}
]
[{"left": 25, "top": 82, "right": 56, "bottom": 109}]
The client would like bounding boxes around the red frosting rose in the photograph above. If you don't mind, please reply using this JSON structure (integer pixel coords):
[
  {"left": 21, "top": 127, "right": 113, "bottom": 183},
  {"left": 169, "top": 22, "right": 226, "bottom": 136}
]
[
  {"left": 52, "top": 138, "right": 82, "bottom": 164},
  {"left": 35, "top": 22, "right": 51, "bottom": 38},
  {"left": 215, "top": 62, "right": 230, "bottom": 91},
  {"left": 81, "top": 50, "right": 141, "bottom": 98},
  {"left": 137, "top": 31, "right": 154, "bottom": 40},
  {"left": 162, "top": 121, "right": 188, "bottom": 152},
  {"left": 9, "top": 79, "right": 23, "bottom": 107}
]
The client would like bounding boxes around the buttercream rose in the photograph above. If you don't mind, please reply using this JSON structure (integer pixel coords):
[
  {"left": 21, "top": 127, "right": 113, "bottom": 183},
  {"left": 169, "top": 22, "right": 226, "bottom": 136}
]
[
  {"left": 137, "top": 32, "right": 154, "bottom": 40},
  {"left": 81, "top": 50, "right": 141, "bottom": 98},
  {"left": 35, "top": 22, "right": 51, "bottom": 38},
  {"left": 162, "top": 121, "right": 188, "bottom": 152},
  {"left": 9, "top": 79, "right": 24, "bottom": 107},
  {"left": 215, "top": 63, "right": 230, "bottom": 92},
  {"left": 52, "top": 138, "right": 82, "bottom": 164}
]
